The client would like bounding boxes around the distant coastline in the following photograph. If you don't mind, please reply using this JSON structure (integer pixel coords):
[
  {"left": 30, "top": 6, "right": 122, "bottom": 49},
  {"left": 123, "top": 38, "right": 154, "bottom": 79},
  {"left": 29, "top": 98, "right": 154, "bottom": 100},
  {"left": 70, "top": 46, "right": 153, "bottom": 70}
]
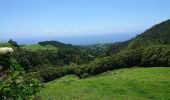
[{"left": 1, "top": 32, "right": 137, "bottom": 45}]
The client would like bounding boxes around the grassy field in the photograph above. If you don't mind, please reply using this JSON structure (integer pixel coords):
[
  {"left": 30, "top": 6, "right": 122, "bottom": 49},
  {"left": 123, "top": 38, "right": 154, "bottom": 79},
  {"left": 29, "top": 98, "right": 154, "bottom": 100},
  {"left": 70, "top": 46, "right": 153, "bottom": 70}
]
[
  {"left": 0, "top": 42, "right": 12, "bottom": 47},
  {"left": 37, "top": 67, "right": 170, "bottom": 100},
  {"left": 22, "top": 44, "right": 58, "bottom": 51}
]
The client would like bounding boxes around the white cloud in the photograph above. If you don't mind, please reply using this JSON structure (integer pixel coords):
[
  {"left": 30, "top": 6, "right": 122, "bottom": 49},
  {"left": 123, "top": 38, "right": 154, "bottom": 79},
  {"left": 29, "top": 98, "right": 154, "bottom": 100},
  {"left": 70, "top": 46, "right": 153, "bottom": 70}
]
[
  {"left": 44, "top": 29, "right": 57, "bottom": 33},
  {"left": 44, "top": 28, "right": 81, "bottom": 34},
  {"left": 63, "top": 29, "right": 80, "bottom": 33},
  {"left": 72, "top": 29, "right": 80, "bottom": 32}
]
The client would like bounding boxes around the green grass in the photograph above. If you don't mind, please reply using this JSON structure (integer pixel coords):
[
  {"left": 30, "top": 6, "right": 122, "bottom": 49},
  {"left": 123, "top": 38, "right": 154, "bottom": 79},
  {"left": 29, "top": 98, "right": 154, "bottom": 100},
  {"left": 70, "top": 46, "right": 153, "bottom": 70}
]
[
  {"left": 22, "top": 44, "right": 58, "bottom": 51},
  {"left": 0, "top": 42, "right": 12, "bottom": 47},
  {"left": 37, "top": 67, "right": 170, "bottom": 100}
]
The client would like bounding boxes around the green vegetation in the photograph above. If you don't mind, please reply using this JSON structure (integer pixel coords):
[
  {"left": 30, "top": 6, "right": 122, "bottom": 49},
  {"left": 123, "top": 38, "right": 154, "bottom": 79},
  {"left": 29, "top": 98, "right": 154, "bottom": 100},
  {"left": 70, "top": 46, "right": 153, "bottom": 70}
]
[
  {"left": 22, "top": 44, "right": 58, "bottom": 51},
  {"left": 39, "top": 41, "right": 75, "bottom": 50},
  {"left": 26, "top": 45, "right": 170, "bottom": 83},
  {"left": 105, "top": 40, "right": 131, "bottom": 56},
  {"left": 79, "top": 43, "right": 112, "bottom": 57},
  {"left": 13, "top": 46, "right": 94, "bottom": 73},
  {"left": 0, "top": 42, "right": 12, "bottom": 47},
  {"left": 1, "top": 20, "right": 170, "bottom": 99},
  {"left": 0, "top": 53, "right": 41, "bottom": 99},
  {"left": 37, "top": 67, "right": 170, "bottom": 100},
  {"left": 128, "top": 19, "right": 170, "bottom": 49},
  {"left": 11, "top": 19, "right": 170, "bottom": 82},
  {"left": 8, "top": 39, "right": 19, "bottom": 47}
]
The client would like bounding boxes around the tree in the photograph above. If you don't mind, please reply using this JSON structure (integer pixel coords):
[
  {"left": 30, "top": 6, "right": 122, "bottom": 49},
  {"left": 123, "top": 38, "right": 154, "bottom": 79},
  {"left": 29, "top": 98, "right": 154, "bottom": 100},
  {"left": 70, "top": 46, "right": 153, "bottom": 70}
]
[
  {"left": 0, "top": 53, "right": 41, "bottom": 99},
  {"left": 8, "top": 39, "right": 19, "bottom": 47}
]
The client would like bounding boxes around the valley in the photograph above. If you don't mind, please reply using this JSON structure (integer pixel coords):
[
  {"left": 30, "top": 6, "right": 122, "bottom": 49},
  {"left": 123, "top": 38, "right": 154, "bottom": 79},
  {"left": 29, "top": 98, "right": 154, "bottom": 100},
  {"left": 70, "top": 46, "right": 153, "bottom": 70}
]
[{"left": 1, "top": 20, "right": 170, "bottom": 99}]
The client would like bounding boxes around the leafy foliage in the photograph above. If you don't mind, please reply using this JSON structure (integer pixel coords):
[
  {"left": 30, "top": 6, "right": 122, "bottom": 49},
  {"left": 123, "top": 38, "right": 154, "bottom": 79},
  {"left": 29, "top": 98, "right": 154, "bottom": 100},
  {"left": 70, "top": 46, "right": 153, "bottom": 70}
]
[
  {"left": 141, "top": 45, "right": 170, "bottom": 66},
  {"left": 32, "top": 45, "right": 170, "bottom": 82},
  {"left": 0, "top": 54, "right": 41, "bottom": 99},
  {"left": 104, "top": 40, "right": 132, "bottom": 56},
  {"left": 8, "top": 39, "right": 19, "bottom": 47},
  {"left": 13, "top": 48, "right": 94, "bottom": 72}
]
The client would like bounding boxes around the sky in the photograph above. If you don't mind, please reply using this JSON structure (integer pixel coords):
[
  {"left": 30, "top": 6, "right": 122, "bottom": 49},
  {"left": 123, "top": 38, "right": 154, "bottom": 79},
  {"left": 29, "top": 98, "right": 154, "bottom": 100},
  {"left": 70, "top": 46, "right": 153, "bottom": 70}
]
[{"left": 0, "top": 0, "right": 170, "bottom": 44}]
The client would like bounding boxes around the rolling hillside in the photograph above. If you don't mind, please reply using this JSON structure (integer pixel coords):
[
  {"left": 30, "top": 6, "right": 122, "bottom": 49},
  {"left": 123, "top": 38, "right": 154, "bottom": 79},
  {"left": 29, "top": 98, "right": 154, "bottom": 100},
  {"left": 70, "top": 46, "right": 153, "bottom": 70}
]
[
  {"left": 128, "top": 19, "right": 170, "bottom": 49},
  {"left": 37, "top": 67, "right": 170, "bottom": 100},
  {"left": 20, "top": 20, "right": 170, "bottom": 83},
  {"left": 0, "top": 42, "right": 12, "bottom": 47},
  {"left": 35, "top": 19, "right": 170, "bottom": 99},
  {"left": 39, "top": 41, "right": 78, "bottom": 51},
  {"left": 22, "top": 44, "right": 58, "bottom": 51}
]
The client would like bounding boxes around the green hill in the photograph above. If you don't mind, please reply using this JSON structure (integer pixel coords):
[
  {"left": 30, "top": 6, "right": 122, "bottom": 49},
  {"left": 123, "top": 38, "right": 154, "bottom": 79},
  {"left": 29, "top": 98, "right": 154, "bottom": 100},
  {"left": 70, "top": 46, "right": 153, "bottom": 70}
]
[
  {"left": 22, "top": 44, "right": 58, "bottom": 51},
  {"left": 105, "top": 20, "right": 170, "bottom": 55},
  {"left": 24, "top": 20, "right": 170, "bottom": 83},
  {"left": 39, "top": 41, "right": 77, "bottom": 50},
  {"left": 0, "top": 42, "right": 12, "bottom": 47},
  {"left": 128, "top": 19, "right": 170, "bottom": 49},
  {"left": 37, "top": 67, "right": 170, "bottom": 100}
]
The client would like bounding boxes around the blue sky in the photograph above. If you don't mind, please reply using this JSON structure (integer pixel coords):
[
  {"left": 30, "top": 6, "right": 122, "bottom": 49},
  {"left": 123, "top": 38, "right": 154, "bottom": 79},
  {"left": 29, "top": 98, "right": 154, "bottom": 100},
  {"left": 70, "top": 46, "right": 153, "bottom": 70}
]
[{"left": 0, "top": 0, "right": 170, "bottom": 44}]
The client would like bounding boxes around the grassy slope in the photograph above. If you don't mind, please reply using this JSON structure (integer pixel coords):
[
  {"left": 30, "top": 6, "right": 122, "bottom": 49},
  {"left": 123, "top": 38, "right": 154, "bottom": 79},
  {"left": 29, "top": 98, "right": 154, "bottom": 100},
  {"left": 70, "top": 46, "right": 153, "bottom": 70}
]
[
  {"left": 37, "top": 67, "right": 170, "bottom": 100},
  {"left": 0, "top": 42, "right": 12, "bottom": 47},
  {"left": 22, "top": 44, "right": 58, "bottom": 51}
]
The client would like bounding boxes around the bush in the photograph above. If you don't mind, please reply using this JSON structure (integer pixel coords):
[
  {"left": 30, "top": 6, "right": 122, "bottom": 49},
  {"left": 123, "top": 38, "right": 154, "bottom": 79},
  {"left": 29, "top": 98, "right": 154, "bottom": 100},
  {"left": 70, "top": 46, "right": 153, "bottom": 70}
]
[
  {"left": 0, "top": 54, "right": 42, "bottom": 99},
  {"left": 25, "top": 45, "right": 170, "bottom": 82},
  {"left": 141, "top": 45, "right": 170, "bottom": 66}
]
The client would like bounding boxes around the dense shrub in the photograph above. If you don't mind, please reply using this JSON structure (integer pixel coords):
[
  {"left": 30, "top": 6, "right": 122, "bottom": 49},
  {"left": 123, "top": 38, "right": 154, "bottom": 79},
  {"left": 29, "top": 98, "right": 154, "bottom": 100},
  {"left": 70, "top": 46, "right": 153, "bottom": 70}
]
[
  {"left": 32, "top": 45, "right": 170, "bottom": 82},
  {"left": 141, "top": 45, "right": 170, "bottom": 66},
  {"left": 13, "top": 48, "right": 94, "bottom": 72},
  {"left": 0, "top": 54, "right": 41, "bottom": 99}
]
